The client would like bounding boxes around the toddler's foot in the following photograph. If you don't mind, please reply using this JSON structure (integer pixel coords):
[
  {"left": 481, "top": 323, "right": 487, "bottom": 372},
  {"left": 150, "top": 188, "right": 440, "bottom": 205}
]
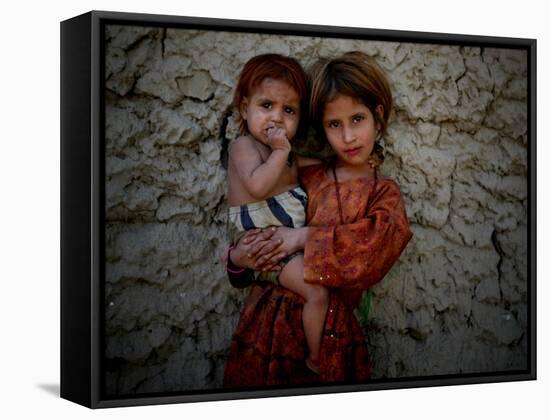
[{"left": 306, "top": 357, "right": 320, "bottom": 375}]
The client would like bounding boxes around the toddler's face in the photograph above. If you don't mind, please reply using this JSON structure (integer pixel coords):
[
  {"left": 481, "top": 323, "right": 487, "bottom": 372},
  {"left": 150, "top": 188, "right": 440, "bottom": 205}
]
[
  {"left": 322, "top": 94, "right": 381, "bottom": 170},
  {"left": 240, "top": 78, "right": 300, "bottom": 145}
]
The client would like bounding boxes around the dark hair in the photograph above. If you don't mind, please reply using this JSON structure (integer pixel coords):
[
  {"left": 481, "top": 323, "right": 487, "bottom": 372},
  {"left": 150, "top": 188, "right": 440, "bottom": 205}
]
[
  {"left": 233, "top": 54, "right": 309, "bottom": 139},
  {"left": 309, "top": 51, "right": 393, "bottom": 146}
]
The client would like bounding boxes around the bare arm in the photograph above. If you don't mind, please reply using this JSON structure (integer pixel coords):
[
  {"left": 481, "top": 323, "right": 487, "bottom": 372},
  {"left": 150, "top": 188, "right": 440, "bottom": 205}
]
[{"left": 230, "top": 132, "right": 291, "bottom": 200}]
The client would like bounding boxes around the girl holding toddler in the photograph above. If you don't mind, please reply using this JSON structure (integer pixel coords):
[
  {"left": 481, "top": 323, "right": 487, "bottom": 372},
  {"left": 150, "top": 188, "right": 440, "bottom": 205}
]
[{"left": 224, "top": 51, "right": 412, "bottom": 386}]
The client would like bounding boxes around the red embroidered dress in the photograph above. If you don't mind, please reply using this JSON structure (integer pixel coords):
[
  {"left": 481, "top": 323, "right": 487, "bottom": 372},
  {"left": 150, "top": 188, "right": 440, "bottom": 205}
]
[{"left": 224, "top": 164, "right": 413, "bottom": 388}]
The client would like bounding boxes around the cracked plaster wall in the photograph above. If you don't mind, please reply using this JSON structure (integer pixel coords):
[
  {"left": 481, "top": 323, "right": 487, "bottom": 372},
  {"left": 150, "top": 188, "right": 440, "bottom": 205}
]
[{"left": 104, "top": 24, "right": 528, "bottom": 395}]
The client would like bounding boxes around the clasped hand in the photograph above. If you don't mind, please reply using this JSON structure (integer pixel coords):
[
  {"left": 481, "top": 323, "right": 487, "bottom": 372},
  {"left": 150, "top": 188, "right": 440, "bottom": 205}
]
[{"left": 230, "top": 226, "right": 307, "bottom": 271}]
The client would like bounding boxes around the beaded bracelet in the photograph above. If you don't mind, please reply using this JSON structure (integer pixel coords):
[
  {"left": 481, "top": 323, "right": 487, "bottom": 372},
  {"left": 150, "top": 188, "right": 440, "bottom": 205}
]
[{"left": 223, "top": 245, "right": 246, "bottom": 274}]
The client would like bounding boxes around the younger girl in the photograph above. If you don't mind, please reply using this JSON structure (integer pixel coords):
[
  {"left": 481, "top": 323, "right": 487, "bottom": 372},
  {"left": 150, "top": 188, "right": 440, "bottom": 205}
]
[
  {"left": 224, "top": 51, "right": 412, "bottom": 386},
  {"left": 226, "top": 54, "right": 328, "bottom": 373}
]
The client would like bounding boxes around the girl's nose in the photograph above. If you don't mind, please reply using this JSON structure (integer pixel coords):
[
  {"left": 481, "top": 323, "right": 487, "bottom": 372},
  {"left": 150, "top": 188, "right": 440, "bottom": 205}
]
[{"left": 343, "top": 126, "right": 355, "bottom": 143}]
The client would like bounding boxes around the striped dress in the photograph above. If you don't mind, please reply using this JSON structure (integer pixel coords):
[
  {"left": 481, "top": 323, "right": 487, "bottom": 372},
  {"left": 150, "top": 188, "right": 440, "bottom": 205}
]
[
  {"left": 228, "top": 185, "right": 308, "bottom": 281},
  {"left": 229, "top": 186, "right": 307, "bottom": 235}
]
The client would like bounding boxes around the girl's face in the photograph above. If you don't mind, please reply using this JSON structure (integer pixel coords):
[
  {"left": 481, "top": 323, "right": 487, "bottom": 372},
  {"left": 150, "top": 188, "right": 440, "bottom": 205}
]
[
  {"left": 240, "top": 78, "right": 301, "bottom": 145},
  {"left": 322, "top": 94, "right": 381, "bottom": 171}
]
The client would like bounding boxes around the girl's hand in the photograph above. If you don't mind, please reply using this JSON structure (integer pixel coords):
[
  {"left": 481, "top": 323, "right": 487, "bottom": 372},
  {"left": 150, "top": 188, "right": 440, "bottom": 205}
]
[
  {"left": 230, "top": 228, "right": 286, "bottom": 272},
  {"left": 255, "top": 226, "right": 308, "bottom": 268},
  {"left": 266, "top": 127, "right": 291, "bottom": 153}
]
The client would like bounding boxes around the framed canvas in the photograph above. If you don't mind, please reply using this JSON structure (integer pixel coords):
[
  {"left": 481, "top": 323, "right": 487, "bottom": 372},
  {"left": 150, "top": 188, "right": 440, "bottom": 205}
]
[{"left": 60, "top": 10, "right": 536, "bottom": 409}]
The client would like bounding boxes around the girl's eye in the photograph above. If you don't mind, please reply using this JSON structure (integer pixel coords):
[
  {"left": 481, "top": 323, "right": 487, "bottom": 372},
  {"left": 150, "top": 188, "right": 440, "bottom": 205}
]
[
  {"left": 327, "top": 121, "right": 339, "bottom": 129},
  {"left": 262, "top": 102, "right": 272, "bottom": 109},
  {"left": 285, "top": 107, "right": 296, "bottom": 115},
  {"left": 352, "top": 115, "right": 364, "bottom": 123}
]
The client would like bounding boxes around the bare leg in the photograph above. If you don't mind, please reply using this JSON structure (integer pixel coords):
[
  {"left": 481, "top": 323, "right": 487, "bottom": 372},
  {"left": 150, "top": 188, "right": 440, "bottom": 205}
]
[{"left": 279, "top": 254, "right": 329, "bottom": 373}]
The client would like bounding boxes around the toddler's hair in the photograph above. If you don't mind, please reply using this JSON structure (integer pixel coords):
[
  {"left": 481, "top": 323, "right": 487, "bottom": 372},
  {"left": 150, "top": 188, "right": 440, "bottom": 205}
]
[
  {"left": 233, "top": 54, "right": 308, "bottom": 138},
  {"left": 309, "top": 51, "right": 393, "bottom": 144}
]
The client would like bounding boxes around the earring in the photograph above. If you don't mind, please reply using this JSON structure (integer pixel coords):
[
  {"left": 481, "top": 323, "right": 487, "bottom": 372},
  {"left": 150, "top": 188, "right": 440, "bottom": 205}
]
[{"left": 368, "top": 141, "right": 385, "bottom": 168}]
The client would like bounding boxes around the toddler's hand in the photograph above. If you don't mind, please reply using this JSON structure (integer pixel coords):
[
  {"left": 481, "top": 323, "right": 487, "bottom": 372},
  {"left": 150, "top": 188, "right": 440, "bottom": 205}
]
[{"left": 266, "top": 126, "right": 291, "bottom": 153}]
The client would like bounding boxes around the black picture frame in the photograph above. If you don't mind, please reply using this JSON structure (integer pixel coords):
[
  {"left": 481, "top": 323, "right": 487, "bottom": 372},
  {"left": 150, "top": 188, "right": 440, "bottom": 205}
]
[{"left": 61, "top": 10, "right": 536, "bottom": 409}]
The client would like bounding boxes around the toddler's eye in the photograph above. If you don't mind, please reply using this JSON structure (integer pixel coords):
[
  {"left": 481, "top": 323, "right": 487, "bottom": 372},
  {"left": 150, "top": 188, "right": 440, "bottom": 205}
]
[
  {"left": 285, "top": 107, "right": 296, "bottom": 115},
  {"left": 262, "top": 102, "right": 272, "bottom": 109}
]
